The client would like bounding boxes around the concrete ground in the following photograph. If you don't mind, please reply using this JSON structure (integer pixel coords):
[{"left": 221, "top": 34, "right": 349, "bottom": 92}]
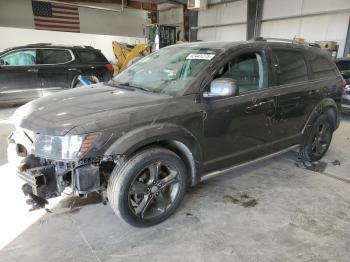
[{"left": 0, "top": 107, "right": 349, "bottom": 262}]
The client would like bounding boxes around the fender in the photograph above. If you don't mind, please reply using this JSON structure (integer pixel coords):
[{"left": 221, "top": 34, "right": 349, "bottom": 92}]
[
  {"left": 301, "top": 98, "right": 340, "bottom": 142},
  {"left": 104, "top": 123, "right": 203, "bottom": 185}
]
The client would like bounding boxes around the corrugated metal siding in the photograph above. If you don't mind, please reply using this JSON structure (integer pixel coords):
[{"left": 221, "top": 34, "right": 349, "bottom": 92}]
[
  {"left": 261, "top": 0, "right": 350, "bottom": 56},
  {"left": 197, "top": 0, "right": 247, "bottom": 41}
]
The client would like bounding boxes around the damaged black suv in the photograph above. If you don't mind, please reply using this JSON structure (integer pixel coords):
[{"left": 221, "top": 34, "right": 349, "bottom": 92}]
[{"left": 8, "top": 40, "right": 343, "bottom": 227}]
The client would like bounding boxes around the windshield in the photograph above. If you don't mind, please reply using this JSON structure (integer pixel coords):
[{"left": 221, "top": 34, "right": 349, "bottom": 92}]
[
  {"left": 111, "top": 46, "right": 222, "bottom": 95},
  {"left": 336, "top": 60, "right": 350, "bottom": 72}
]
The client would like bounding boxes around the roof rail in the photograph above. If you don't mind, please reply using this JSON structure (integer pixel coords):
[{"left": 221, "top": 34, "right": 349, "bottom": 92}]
[
  {"left": 252, "top": 37, "right": 266, "bottom": 41},
  {"left": 252, "top": 37, "right": 322, "bottom": 48},
  {"left": 26, "top": 43, "right": 52, "bottom": 46},
  {"left": 255, "top": 37, "right": 294, "bottom": 43}
]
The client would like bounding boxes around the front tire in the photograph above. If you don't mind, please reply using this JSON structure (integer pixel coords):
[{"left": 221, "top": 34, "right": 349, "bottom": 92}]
[
  {"left": 107, "top": 147, "right": 187, "bottom": 227},
  {"left": 300, "top": 114, "right": 334, "bottom": 162}
]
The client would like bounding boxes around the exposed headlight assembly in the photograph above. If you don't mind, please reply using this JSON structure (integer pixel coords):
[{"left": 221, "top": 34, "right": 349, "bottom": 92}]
[{"left": 33, "top": 133, "right": 99, "bottom": 160}]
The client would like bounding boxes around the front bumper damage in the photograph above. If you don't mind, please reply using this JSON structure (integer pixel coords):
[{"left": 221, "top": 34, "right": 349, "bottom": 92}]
[
  {"left": 8, "top": 130, "right": 106, "bottom": 211},
  {"left": 18, "top": 155, "right": 102, "bottom": 210}
]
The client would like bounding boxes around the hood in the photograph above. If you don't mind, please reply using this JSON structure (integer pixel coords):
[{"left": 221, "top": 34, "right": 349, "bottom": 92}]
[{"left": 13, "top": 83, "right": 172, "bottom": 136}]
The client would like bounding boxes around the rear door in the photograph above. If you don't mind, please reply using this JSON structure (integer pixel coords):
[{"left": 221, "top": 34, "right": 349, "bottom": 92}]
[
  {"left": 0, "top": 49, "right": 41, "bottom": 104},
  {"left": 269, "top": 47, "right": 317, "bottom": 148},
  {"left": 37, "top": 48, "right": 72, "bottom": 96}
]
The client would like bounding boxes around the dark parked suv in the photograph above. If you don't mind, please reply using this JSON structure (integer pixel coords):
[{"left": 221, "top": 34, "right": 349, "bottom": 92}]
[
  {"left": 8, "top": 40, "right": 343, "bottom": 227},
  {"left": 0, "top": 43, "right": 113, "bottom": 105},
  {"left": 335, "top": 58, "right": 350, "bottom": 113}
]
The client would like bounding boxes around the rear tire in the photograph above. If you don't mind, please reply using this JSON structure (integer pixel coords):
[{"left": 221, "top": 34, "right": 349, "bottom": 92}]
[
  {"left": 300, "top": 114, "right": 334, "bottom": 162},
  {"left": 107, "top": 147, "right": 187, "bottom": 227}
]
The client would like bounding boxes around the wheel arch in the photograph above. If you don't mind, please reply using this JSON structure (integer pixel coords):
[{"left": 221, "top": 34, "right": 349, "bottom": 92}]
[
  {"left": 104, "top": 124, "right": 203, "bottom": 186},
  {"left": 302, "top": 98, "right": 340, "bottom": 141}
]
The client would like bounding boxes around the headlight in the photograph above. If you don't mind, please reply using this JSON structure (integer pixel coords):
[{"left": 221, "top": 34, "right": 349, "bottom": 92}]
[{"left": 33, "top": 133, "right": 99, "bottom": 160}]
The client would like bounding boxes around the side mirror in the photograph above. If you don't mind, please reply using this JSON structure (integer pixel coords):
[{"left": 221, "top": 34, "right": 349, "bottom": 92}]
[
  {"left": 203, "top": 78, "right": 238, "bottom": 98},
  {"left": 0, "top": 59, "right": 4, "bottom": 65}
]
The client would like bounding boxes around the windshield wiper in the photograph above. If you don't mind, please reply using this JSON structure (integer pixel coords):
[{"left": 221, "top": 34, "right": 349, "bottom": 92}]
[
  {"left": 107, "top": 80, "right": 151, "bottom": 92},
  {"left": 118, "top": 82, "right": 151, "bottom": 92},
  {"left": 105, "top": 80, "right": 134, "bottom": 90}
]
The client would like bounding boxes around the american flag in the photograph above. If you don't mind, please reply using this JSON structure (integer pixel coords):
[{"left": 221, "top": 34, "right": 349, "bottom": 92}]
[{"left": 32, "top": 0, "right": 80, "bottom": 33}]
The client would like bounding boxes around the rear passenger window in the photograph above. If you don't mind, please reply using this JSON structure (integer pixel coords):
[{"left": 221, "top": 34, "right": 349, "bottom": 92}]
[
  {"left": 310, "top": 55, "right": 336, "bottom": 79},
  {"left": 273, "top": 49, "right": 308, "bottom": 85},
  {"left": 77, "top": 50, "right": 107, "bottom": 63},
  {"left": 39, "top": 49, "right": 72, "bottom": 64}
]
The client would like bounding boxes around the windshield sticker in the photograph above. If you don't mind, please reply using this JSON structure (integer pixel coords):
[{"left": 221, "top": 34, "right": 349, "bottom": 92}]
[{"left": 186, "top": 54, "right": 215, "bottom": 60}]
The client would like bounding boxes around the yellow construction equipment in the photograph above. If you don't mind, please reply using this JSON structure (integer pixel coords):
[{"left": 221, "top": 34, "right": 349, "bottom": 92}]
[
  {"left": 112, "top": 24, "right": 181, "bottom": 76},
  {"left": 112, "top": 42, "right": 150, "bottom": 76}
]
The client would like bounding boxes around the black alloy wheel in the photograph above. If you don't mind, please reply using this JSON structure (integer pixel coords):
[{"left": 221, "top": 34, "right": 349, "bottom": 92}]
[
  {"left": 300, "top": 113, "right": 334, "bottom": 162},
  {"left": 107, "top": 147, "right": 187, "bottom": 227}
]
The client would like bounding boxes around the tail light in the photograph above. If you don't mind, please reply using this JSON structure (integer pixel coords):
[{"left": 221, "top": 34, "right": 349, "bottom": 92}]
[{"left": 104, "top": 63, "right": 113, "bottom": 72}]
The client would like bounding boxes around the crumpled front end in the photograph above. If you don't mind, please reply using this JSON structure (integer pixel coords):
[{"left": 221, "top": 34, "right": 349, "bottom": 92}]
[
  {"left": 18, "top": 155, "right": 101, "bottom": 198},
  {"left": 8, "top": 129, "right": 106, "bottom": 210}
]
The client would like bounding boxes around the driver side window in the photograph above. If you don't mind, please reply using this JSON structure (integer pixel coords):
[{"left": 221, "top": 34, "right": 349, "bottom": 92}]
[
  {"left": 215, "top": 51, "right": 268, "bottom": 94},
  {"left": 1, "top": 49, "right": 37, "bottom": 66}
]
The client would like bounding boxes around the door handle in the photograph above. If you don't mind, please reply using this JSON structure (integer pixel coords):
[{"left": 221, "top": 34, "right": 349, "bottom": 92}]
[
  {"left": 27, "top": 68, "right": 38, "bottom": 72},
  {"left": 245, "top": 99, "right": 274, "bottom": 114},
  {"left": 308, "top": 90, "right": 318, "bottom": 95},
  {"left": 68, "top": 68, "right": 78, "bottom": 71}
]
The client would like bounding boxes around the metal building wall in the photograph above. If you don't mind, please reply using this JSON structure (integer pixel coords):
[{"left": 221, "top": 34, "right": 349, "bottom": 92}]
[
  {"left": 197, "top": 0, "right": 247, "bottom": 41},
  {"left": 196, "top": 0, "right": 350, "bottom": 57},
  {"left": 261, "top": 0, "right": 350, "bottom": 56}
]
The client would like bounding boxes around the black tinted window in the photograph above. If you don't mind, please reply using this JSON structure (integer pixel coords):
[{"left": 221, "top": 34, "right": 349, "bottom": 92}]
[
  {"left": 215, "top": 52, "right": 268, "bottom": 94},
  {"left": 311, "top": 55, "right": 336, "bottom": 78},
  {"left": 77, "top": 50, "right": 107, "bottom": 63},
  {"left": 39, "top": 49, "right": 72, "bottom": 64},
  {"left": 273, "top": 49, "right": 308, "bottom": 85},
  {"left": 336, "top": 60, "right": 350, "bottom": 71}
]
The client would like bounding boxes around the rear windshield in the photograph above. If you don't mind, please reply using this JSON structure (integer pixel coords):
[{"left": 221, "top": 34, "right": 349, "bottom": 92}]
[
  {"left": 76, "top": 50, "right": 107, "bottom": 63},
  {"left": 336, "top": 60, "right": 350, "bottom": 72}
]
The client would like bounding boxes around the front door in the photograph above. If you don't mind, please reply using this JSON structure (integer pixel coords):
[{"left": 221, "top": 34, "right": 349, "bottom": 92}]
[
  {"left": 0, "top": 49, "right": 40, "bottom": 104},
  {"left": 202, "top": 48, "right": 277, "bottom": 173}
]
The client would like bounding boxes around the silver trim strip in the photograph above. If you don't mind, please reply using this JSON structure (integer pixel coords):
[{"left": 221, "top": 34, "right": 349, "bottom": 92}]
[{"left": 201, "top": 145, "right": 299, "bottom": 182}]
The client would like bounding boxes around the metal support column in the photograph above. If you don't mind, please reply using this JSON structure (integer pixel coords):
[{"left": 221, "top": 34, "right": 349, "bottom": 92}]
[
  {"left": 344, "top": 17, "right": 350, "bottom": 57},
  {"left": 246, "top": 0, "right": 264, "bottom": 40},
  {"left": 189, "top": 10, "right": 198, "bottom": 42}
]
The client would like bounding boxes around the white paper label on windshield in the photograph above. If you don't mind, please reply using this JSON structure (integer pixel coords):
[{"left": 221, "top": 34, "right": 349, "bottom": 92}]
[{"left": 186, "top": 54, "right": 215, "bottom": 60}]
